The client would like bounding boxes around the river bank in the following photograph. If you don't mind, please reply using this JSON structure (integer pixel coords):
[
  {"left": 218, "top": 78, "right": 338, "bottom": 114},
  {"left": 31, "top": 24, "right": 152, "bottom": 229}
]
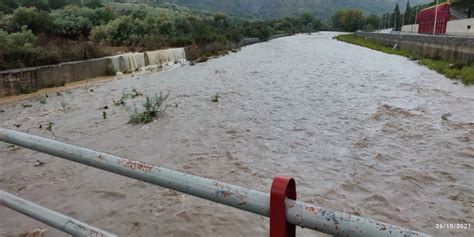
[
  {"left": 0, "top": 36, "right": 267, "bottom": 98},
  {"left": 0, "top": 32, "right": 473, "bottom": 237},
  {"left": 336, "top": 34, "right": 474, "bottom": 85}
]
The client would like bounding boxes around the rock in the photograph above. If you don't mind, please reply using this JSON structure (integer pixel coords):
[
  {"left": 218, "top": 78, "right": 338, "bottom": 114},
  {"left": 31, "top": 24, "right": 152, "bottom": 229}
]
[
  {"left": 34, "top": 160, "right": 46, "bottom": 167},
  {"left": 441, "top": 113, "right": 452, "bottom": 121}
]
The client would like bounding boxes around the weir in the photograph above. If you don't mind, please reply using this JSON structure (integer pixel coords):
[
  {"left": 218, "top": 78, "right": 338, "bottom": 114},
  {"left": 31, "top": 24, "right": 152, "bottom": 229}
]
[
  {"left": 106, "top": 52, "right": 147, "bottom": 73},
  {"left": 121, "top": 52, "right": 146, "bottom": 72},
  {"left": 145, "top": 48, "right": 187, "bottom": 66},
  {"left": 0, "top": 48, "right": 189, "bottom": 97}
]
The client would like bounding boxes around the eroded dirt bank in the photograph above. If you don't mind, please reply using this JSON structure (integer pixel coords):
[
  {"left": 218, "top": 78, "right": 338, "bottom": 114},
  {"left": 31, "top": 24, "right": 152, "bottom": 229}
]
[{"left": 0, "top": 32, "right": 473, "bottom": 236}]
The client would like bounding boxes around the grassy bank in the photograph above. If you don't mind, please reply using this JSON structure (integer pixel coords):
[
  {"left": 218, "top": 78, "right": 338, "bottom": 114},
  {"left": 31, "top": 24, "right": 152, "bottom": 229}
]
[{"left": 335, "top": 34, "right": 474, "bottom": 85}]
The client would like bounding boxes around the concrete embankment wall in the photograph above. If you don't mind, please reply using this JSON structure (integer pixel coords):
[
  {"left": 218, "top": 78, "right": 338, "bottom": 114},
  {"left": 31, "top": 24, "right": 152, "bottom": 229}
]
[
  {"left": 0, "top": 48, "right": 186, "bottom": 98},
  {"left": 0, "top": 58, "right": 108, "bottom": 98},
  {"left": 401, "top": 24, "right": 419, "bottom": 33},
  {"left": 446, "top": 18, "right": 474, "bottom": 36},
  {"left": 356, "top": 32, "right": 474, "bottom": 65}
]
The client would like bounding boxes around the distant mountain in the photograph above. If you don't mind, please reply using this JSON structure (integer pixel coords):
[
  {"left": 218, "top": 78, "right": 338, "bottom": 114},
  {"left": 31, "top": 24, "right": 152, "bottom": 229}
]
[{"left": 159, "top": 0, "right": 433, "bottom": 19}]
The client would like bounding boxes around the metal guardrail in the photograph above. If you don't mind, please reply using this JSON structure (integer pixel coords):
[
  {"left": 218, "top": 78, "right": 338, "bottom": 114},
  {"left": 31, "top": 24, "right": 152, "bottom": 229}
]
[
  {"left": 0, "top": 190, "right": 117, "bottom": 237},
  {"left": 0, "top": 128, "right": 431, "bottom": 237}
]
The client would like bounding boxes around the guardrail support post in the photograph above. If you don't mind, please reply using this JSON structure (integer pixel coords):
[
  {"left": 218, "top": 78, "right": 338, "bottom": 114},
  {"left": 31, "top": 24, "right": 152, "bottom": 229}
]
[{"left": 270, "top": 176, "right": 296, "bottom": 237}]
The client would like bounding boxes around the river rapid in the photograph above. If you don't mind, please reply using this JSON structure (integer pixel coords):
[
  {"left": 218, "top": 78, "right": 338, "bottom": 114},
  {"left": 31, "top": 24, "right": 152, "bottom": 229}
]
[{"left": 0, "top": 32, "right": 473, "bottom": 236}]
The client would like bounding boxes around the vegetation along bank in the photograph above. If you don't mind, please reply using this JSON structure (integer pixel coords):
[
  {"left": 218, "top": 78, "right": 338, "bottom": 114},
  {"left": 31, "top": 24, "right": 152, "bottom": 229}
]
[
  {"left": 0, "top": 0, "right": 323, "bottom": 71},
  {"left": 336, "top": 34, "right": 474, "bottom": 85}
]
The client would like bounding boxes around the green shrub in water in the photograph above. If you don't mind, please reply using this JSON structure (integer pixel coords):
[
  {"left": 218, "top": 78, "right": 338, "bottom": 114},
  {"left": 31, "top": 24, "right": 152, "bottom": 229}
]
[{"left": 128, "top": 92, "right": 170, "bottom": 124}]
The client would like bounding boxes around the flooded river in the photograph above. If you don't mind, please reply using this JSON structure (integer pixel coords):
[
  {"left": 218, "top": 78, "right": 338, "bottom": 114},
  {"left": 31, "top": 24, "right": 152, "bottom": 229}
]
[{"left": 0, "top": 32, "right": 473, "bottom": 237}]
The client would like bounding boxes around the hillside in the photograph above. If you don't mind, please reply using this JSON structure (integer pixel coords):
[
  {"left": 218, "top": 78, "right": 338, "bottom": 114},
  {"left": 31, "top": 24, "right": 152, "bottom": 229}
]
[{"left": 160, "top": 0, "right": 433, "bottom": 19}]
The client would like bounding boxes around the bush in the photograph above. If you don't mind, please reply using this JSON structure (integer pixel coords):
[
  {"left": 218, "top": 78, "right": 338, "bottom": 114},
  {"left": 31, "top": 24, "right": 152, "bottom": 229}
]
[
  {"left": 128, "top": 92, "right": 170, "bottom": 124},
  {"left": 185, "top": 43, "right": 200, "bottom": 61},
  {"left": 0, "top": 0, "right": 18, "bottom": 13},
  {"left": 138, "top": 33, "right": 169, "bottom": 49},
  {"left": 10, "top": 7, "right": 53, "bottom": 34},
  {"left": 336, "top": 34, "right": 412, "bottom": 57},
  {"left": 245, "top": 21, "right": 274, "bottom": 41},
  {"left": 0, "top": 26, "right": 39, "bottom": 70},
  {"left": 17, "top": 82, "right": 36, "bottom": 94},
  {"left": 106, "top": 63, "right": 117, "bottom": 76},
  {"left": 51, "top": 6, "right": 115, "bottom": 39},
  {"left": 419, "top": 59, "right": 459, "bottom": 79},
  {"left": 460, "top": 66, "right": 474, "bottom": 85},
  {"left": 21, "top": 0, "right": 50, "bottom": 11},
  {"left": 332, "top": 9, "right": 365, "bottom": 32},
  {"left": 90, "top": 16, "right": 145, "bottom": 46}
]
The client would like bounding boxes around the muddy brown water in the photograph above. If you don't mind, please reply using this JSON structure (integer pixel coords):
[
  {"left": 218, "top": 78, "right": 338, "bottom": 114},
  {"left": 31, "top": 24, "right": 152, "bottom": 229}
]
[{"left": 0, "top": 32, "right": 473, "bottom": 237}]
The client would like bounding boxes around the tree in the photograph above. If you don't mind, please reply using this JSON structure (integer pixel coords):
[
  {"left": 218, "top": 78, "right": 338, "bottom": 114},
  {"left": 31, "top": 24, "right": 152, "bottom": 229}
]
[
  {"left": 272, "top": 17, "right": 297, "bottom": 34},
  {"left": 214, "top": 13, "right": 229, "bottom": 29},
  {"left": 130, "top": 7, "right": 147, "bottom": 20},
  {"left": 0, "top": 26, "right": 39, "bottom": 70},
  {"left": 298, "top": 12, "right": 321, "bottom": 32},
  {"left": 244, "top": 21, "right": 273, "bottom": 41},
  {"left": 392, "top": 3, "right": 401, "bottom": 31},
  {"left": 49, "top": 0, "right": 67, "bottom": 10},
  {"left": 363, "top": 14, "right": 380, "bottom": 32},
  {"left": 0, "top": 0, "right": 18, "bottom": 13},
  {"left": 190, "top": 18, "right": 218, "bottom": 44},
  {"left": 331, "top": 9, "right": 365, "bottom": 32},
  {"left": 403, "top": 0, "right": 412, "bottom": 25},
  {"left": 452, "top": 0, "right": 474, "bottom": 18},
  {"left": 21, "top": 0, "right": 50, "bottom": 11},
  {"left": 92, "top": 16, "right": 146, "bottom": 46},
  {"left": 157, "top": 17, "right": 175, "bottom": 36},
  {"left": 84, "top": 0, "right": 103, "bottom": 9},
  {"left": 51, "top": 6, "right": 116, "bottom": 39},
  {"left": 10, "top": 7, "right": 53, "bottom": 34},
  {"left": 0, "top": 26, "right": 36, "bottom": 51},
  {"left": 174, "top": 17, "right": 192, "bottom": 34}
]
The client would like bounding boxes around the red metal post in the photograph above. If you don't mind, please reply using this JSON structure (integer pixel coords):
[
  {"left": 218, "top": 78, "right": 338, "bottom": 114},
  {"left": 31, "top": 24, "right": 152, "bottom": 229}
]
[{"left": 270, "top": 176, "right": 296, "bottom": 237}]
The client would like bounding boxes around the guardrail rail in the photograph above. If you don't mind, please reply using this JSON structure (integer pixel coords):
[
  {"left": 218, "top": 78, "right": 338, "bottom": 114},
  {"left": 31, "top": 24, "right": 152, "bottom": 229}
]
[{"left": 0, "top": 128, "right": 431, "bottom": 237}]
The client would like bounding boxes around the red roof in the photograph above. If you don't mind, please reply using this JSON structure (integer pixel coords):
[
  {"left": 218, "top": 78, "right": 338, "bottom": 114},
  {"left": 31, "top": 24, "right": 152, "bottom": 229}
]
[{"left": 419, "top": 2, "right": 450, "bottom": 13}]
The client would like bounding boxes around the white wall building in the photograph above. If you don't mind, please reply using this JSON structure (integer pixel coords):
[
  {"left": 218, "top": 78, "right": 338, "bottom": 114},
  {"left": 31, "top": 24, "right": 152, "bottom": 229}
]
[{"left": 446, "top": 18, "right": 474, "bottom": 36}]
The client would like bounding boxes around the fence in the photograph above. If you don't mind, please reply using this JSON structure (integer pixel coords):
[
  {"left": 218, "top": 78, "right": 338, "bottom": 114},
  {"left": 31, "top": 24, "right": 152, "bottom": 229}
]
[
  {"left": 0, "top": 128, "right": 431, "bottom": 237},
  {"left": 0, "top": 190, "right": 117, "bottom": 237}
]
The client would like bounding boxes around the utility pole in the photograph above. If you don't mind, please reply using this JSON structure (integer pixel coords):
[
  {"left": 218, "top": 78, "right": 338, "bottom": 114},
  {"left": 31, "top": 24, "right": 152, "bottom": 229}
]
[
  {"left": 394, "top": 14, "right": 396, "bottom": 30},
  {"left": 378, "top": 16, "right": 382, "bottom": 32},
  {"left": 387, "top": 15, "right": 389, "bottom": 30},
  {"left": 402, "top": 1, "right": 407, "bottom": 28},
  {"left": 383, "top": 15, "right": 386, "bottom": 29},
  {"left": 402, "top": 13, "right": 405, "bottom": 28},
  {"left": 413, "top": 5, "right": 419, "bottom": 33},
  {"left": 433, "top": 0, "right": 439, "bottom": 35}
]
